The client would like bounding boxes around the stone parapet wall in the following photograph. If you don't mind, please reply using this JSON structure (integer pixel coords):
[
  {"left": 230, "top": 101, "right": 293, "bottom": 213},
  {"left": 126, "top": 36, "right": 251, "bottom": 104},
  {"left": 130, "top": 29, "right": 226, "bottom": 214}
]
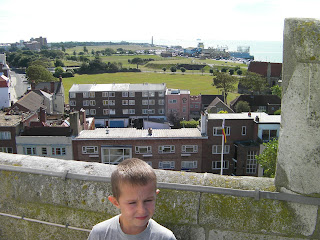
[{"left": 0, "top": 153, "right": 319, "bottom": 240}]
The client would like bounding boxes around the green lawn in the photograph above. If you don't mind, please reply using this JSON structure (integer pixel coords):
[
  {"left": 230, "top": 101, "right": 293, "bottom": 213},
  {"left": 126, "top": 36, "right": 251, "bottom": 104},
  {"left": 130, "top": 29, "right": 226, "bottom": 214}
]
[{"left": 63, "top": 72, "right": 239, "bottom": 104}]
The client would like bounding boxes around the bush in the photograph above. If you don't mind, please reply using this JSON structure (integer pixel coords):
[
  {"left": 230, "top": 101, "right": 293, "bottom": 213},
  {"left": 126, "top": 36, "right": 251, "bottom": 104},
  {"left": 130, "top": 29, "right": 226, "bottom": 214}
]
[{"left": 179, "top": 120, "right": 199, "bottom": 128}]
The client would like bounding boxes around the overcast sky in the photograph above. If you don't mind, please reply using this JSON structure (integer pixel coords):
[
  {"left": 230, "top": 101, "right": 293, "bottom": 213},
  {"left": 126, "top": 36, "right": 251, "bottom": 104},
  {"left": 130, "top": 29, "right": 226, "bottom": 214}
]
[{"left": 0, "top": 0, "right": 319, "bottom": 46}]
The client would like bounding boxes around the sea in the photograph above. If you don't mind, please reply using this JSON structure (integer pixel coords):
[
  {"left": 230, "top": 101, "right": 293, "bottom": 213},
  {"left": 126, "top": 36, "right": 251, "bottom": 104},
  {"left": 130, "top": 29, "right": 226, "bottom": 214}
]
[{"left": 132, "top": 39, "right": 283, "bottom": 63}]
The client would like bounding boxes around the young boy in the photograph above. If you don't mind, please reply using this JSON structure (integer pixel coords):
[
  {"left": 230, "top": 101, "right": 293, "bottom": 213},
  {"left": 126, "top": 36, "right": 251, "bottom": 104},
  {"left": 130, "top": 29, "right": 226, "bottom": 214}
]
[{"left": 88, "top": 158, "right": 176, "bottom": 240}]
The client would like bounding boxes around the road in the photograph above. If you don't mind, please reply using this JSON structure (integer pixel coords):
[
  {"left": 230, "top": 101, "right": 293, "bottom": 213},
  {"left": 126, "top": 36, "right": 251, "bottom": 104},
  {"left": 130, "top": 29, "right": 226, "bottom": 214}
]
[{"left": 10, "top": 70, "right": 29, "bottom": 103}]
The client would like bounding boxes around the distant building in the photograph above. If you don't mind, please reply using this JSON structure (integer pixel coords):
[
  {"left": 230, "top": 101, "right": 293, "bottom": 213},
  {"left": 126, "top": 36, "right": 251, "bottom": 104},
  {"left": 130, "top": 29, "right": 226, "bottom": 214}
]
[
  {"left": 166, "top": 89, "right": 190, "bottom": 121},
  {"left": 248, "top": 61, "right": 282, "bottom": 87},
  {"left": 206, "top": 97, "right": 234, "bottom": 113},
  {"left": 0, "top": 75, "right": 11, "bottom": 109}
]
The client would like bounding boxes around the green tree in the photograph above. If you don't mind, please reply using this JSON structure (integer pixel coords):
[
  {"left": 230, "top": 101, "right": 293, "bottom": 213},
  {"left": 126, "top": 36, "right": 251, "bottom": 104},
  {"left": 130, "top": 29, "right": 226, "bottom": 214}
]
[
  {"left": 212, "top": 72, "right": 237, "bottom": 104},
  {"left": 236, "top": 69, "right": 243, "bottom": 75},
  {"left": 180, "top": 67, "right": 186, "bottom": 74},
  {"left": 54, "top": 66, "right": 64, "bottom": 77},
  {"left": 229, "top": 69, "right": 234, "bottom": 75},
  {"left": 210, "top": 69, "right": 214, "bottom": 76},
  {"left": 170, "top": 66, "right": 177, "bottom": 74},
  {"left": 235, "top": 101, "right": 251, "bottom": 113},
  {"left": 131, "top": 58, "right": 144, "bottom": 69},
  {"left": 83, "top": 46, "right": 88, "bottom": 54},
  {"left": 240, "top": 72, "right": 268, "bottom": 94},
  {"left": 271, "top": 85, "right": 282, "bottom": 99},
  {"left": 256, "top": 139, "right": 278, "bottom": 178},
  {"left": 162, "top": 67, "right": 166, "bottom": 73},
  {"left": 26, "top": 65, "right": 55, "bottom": 84},
  {"left": 54, "top": 59, "right": 65, "bottom": 67}
]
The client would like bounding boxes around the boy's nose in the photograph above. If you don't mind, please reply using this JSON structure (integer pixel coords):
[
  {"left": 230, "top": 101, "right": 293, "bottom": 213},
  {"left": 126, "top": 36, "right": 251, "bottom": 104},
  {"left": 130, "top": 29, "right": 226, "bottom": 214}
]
[{"left": 137, "top": 203, "right": 147, "bottom": 215}]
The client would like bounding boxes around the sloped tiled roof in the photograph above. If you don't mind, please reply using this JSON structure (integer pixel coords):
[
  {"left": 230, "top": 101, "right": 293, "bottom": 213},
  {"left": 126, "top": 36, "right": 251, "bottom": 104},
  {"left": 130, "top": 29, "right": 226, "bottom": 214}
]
[
  {"left": 201, "top": 95, "right": 224, "bottom": 105},
  {"left": 207, "top": 97, "right": 234, "bottom": 112},
  {"left": 14, "top": 91, "right": 46, "bottom": 112}
]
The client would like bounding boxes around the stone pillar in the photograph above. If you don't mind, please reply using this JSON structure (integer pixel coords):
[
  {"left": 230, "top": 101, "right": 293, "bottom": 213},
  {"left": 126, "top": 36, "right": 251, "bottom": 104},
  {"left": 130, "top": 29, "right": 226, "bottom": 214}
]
[{"left": 275, "top": 18, "right": 320, "bottom": 196}]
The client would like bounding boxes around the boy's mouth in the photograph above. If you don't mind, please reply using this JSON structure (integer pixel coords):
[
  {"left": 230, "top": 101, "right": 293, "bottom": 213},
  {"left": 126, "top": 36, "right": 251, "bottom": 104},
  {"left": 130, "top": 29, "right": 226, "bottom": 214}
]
[{"left": 135, "top": 216, "right": 148, "bottom": 221}]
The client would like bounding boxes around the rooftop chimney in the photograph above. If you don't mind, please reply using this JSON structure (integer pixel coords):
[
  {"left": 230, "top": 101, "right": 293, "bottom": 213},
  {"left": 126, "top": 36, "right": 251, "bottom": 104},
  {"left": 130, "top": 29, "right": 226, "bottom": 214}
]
[
  {"left": 69, "top": 111, "right": 80, "bottom": 136},
  {"left": 50, "top": 81, "right": 55, "bottom": 93},
  {"left": 200, "top": 111, "right": 207, "bottom": 136},
  {"left": 148, "top": 128, "right": 152, "bottom": 136},
  {"left": 39, "top": 107, "right": 47, "bottom": 123}
]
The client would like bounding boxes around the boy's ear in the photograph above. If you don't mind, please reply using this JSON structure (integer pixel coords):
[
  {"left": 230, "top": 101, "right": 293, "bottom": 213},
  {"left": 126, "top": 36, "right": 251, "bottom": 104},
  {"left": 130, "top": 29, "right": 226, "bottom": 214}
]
[
  {"left": 156, "top": 189, "right": 160, "bottom": 195},
  {"left": 108, "top": 196, "right": 120, "bottom": 209}
]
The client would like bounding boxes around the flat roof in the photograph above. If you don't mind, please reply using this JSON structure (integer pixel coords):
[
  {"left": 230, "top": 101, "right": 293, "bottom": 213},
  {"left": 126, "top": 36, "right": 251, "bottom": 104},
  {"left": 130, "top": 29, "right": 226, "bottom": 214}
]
[
  {"left": 75, "top": 128, "right": 204, "bottom": 140},
  {"left": 0, "top": 112, "right": 22, "bottom": 126},
  {"left": 69, "top": 83, "right": 167, "bottom": 93},
  {"left": 208, "top": 112, "right": 281, "bottom": 123}
]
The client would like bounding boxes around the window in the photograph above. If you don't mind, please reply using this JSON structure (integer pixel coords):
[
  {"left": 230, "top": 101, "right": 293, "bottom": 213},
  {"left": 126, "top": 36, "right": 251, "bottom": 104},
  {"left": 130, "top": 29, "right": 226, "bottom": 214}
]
[
  {"left": 148, "top": 109, "right": 155, "bottom": 114},
  {"left": 213, "top": 126, "right": 230, "bottom": 136},
  {"left": 190, "top": 104, "right": 194, "bottom": 108},
  {"left": 169, "top": 99, "right": 177, "bottom": 104},
  {"left": 158, "top": 99, "right": 164, "bottom": 105},
  {"left": 109, "top": 92, "right": 115, "bottom": 97},
  {"left": 89, "top": 92, "right": 95, "bottom": 98},
  {"left": 159, "top": 161, "right": 175, "bottom": 169},
  {"left": 246, "top": 151, "right": 257, "bottom": 174},
  {"left": 158, "top": 91, "right": 164, "bottom": 97},
  {"left": 103, "top": 100, "right": 115, "bottom": 106},
  {"left": 122, "top": 92, "right": 129, "bottom": 97},
  {"left": 142, "top": 100, "right": 148, "bottom": 105},
  {"left": 129, "top": 109, "right": 135, "bottom": 114},
  {"left": 262, "top": 130, "right": 277, "bottom": 142},
  {"left": 212, "top": 161, "right": 229, "bottom": 170},
  {"left": 182, "top": 98, "right": 187, "bottom": 103},
  {"left": 82, "top": 146, "right": 98, "bottom": 154},
  {"left": 85, "top": 109, "right": 90, "bottom": 116},
  {"left": 0, "top": 131, "right": 11, "bottom": 140},
  {"left": 142, "top": 92, "right": 148, "bottom": 97},
  {"left": 129, "top": 92, "right": 135, "bottom": 97},
  {"left": 123, "top": 109, "right": 129, "bottom": 114},
  {"left": 182, "top": 145, "right": 198, "bottom": 153},
  {"left": 122, "top": 100, "right": 128, "bottom": 105},
  {"left": 24, "top": 147, "right": 36, "bottom": 155},
  {"left": 102, "top": 92, "right": 108, "bottom": 97},
  {"left": 212, "top": 145, "right": 230, "bottom": 154},
  {"left": 41, "top": 147, "right": 47, "bottom": 155},
  {"left": 0, "top": 147, "right": 13, "bottom": 153},
  {"left": 135, "top": 146, "right": 152, "bottom": 154},
  {"left": 69, "top": 92, "right": 76, "bottom": 98},
  {"left": 158, "top": 109, "right": 165, "bottom": 114},
  {"left": 194, "top": 104, "right": 199, "bottom": 109},
  {"left": 217, "top": 108, "right": 224, "bottom": 112},
  {"left": 182, "top": 107, "right": 186, "bottom": 113},
  {"left": 83, "top": 100, "right": 89, "bottom": 106},
  {"left": 242, "top": 126, "right": 247, "bottom": 135},
  {"left": 90, "top": 100, "right": 96, "bottom": 106},
  {"left": 159, "top": 145, "right": 175, "bottom": 154},
  {"left": 142, "top": 109, "right": 148, "bottom": 114},
  {"left": 258, "top": 106, "right": 267, "bottom": 112},
  {"left": 101, "top": 147, "right": 132, "bottom": 164},
  {"left": 83, "top": 92, "right": 89, "bottom": 98},
  {"left": 129, "top": 100, "right": 135, "bottom": 105},
  {"left": 90, "top": 109, "right": 96, "bottom": 115},
  {"left": 103, "top": 109, "right": 110, "bottom": 115},
  {"left": 149, "top": 100, "right": 155, "bottom": 105},
  {"left": 69, "top": 100, "right": 76, "bottom": 106},
  {"left": 181, "top": 161, "right": 198, "bottom": 170},
  {"left": 52, "top": 147, "right": 66, "bottom": 156},
  {"left": 149, "top": 91, "right": 155, "bottom": 97}
]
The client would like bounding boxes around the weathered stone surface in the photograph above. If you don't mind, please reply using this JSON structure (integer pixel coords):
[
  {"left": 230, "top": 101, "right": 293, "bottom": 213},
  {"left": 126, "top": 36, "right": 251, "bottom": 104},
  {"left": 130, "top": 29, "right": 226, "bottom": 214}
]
[{"left": 276, "top": 18, "right": 320, "bottom": 196}]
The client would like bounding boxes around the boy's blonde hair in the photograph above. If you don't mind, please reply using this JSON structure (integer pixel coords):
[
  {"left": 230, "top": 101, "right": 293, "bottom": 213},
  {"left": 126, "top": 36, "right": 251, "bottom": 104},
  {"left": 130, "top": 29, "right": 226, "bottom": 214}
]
[{"left": 111, "top": 158, "right": 157, "bottom": 200}]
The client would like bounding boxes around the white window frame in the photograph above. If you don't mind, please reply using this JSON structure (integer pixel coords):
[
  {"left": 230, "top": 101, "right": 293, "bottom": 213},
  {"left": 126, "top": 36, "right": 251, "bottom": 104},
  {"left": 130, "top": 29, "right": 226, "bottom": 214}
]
[
  {"left": 158, "top": 109, "right": 165, "bottom": 114},
  {"left": 149, "top": 91, "right": 155, "bottom": 97},
  {"left": 159, "top": 145, "right": 175, "bottom": 154},
  {"left": 135, "top": 146, "right": 152, "bottom": 154},
  {"left": 89, "top": 92, "right": 95, "bottom": 98},
  {"left": 102, "top": 92, "right": 108, "bottom": 97},
  {"left": 83, "top": 92, "right": 89, "bottom": 98},
  {"left": 159, "top": 161, "right": 175, "bottom": 169},
  {"left": 242, "top": 126, "right": 247, "bottom": 135},
  {"left": 0, "top": 131, "right": 11, "bottom": 140},
  {"left": 52, "top": 147, "right": 66, "bottom": 156},
  {"left": 90, "top": 100, "right": 96, "bottom": 106},
  {"left": 181, "top": 161, "right": 198, "bottom": 170},
  {"left": 123, "top": 109, "right": 129, "bottom": 114},
  {"left": 41, "top": 147, "right": 47, "bottom": 156},
  {"left": 69, "top": 100, "right": 76, "bottom": 106},
  {"left": 101, "top": 147, "right": 132, "bottom": 165},
  {"left": 103, "top": 100, "right": 115, "bottom": 106},
  {"left": 82, "top": 146, "right": 98, "bottom": 154},
  {"left": 129, "top": 91, "right": 135, "bottom": 97},
  {"left": 129, "top": 109, "right": 135, "bottom": 114},
  {"left": 142, "top": 100, "right": 148, "bottom": 105},
  {"left": 262, "top": 129, "right": 277, "bottom": 142},
  {"left": 109, "top": 92, "right": 115, "bottom": 97},
  {"left": 212, "top": 145, "right": 230, "bottom": 154},
  {"left": 158, "top": 99, "right": 164, "bottom": 105},
  {"left": 23, "top": 147, "right": 37, "bottom": 155},
  {"left": 85, "top": 109, "right": 90, "bottom": 116},
  {"left": 0, "top": 147, "right": 13, "bottom": 153},
  {"left": 83, "top": 100, "right": 89, "bottom": 106},
  {"left": 182, "top": 145, "right": 198, "bottom": 153},
  {"left": 122, "top": 100, "right": 129, "bottom": 105},
  {"left": 169, "top": 99, "right": 177, "bottom": 104},
  {"left": 158, "top": 91, "right": 164, "bottom": 97},
  {"left": 90, "top": 109, "right": 96, "bottom": 115},
  {"left": 246, "top": 151, "right": 257, "bottom": 174},
  {"left": 129, "top": 100, "right": 135, "bottom": 105},
  {"left": 212, "top": 161, "right": 229, "bottom": 170},
  {"left": 142, "top": 109, "right": 149, "bottom": 114},
  {"left": 142, "top": 92, "right": 148, "bottom": 97},
  {"left": 148, "top": 109, "right": 155, "bottom": 114},
  {"left": 149, "top": 100, "right": 155, "bottom": 105},
  {"left": 122, "top": 92, "right": 129, "bottom": 97},
  {"left": 213, "top": 126, "right": 230, "bottom": 136},
  {"left": 69, "top": 92, "right": 76, "bottom": 98}
]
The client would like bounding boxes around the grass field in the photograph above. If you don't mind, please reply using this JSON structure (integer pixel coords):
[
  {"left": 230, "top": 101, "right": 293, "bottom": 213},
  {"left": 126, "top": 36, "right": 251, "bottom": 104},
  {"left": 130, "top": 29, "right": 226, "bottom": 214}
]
[{"left": 63, "top": 72, "right": 239, "bottom": 104}]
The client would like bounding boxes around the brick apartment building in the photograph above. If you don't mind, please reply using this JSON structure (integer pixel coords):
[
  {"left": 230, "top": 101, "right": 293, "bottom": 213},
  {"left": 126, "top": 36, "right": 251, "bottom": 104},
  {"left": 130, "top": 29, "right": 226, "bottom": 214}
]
[
  {"left": 73, "top": 127, "right": 206, "bottom": 172},
  {"left": 69, "top": 83, "right": 167, "bottom": 128},
  {"left": 166, "top": 89, "right": 190, "bottom": 121}
]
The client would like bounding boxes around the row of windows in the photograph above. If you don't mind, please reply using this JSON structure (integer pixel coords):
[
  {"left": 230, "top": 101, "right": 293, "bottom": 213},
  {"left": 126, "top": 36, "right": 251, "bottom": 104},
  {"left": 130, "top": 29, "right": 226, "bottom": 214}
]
[
  {"left": 84, "top": 108, "right": 165, "bottom": 116},
  {"left": 82, "top": 145, "right": 199, "bottom": 155},
  {"left": 70, "top": 99, "right": 165, "bottom": 107},
  {"left": 23, "top": 147, "right": 66, "bottom": 156},
  {"left": 70, "top": 91, "right": 165, "bottom": 99},
  {"left": 0, "top": 147, "right": 13, "bottom": 153}
]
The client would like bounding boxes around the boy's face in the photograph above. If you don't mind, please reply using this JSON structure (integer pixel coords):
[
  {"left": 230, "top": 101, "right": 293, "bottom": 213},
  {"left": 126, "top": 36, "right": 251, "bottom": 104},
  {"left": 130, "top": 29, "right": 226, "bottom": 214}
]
[{"left": 108, "top": 181, "right": 159, "bottom": 235}]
